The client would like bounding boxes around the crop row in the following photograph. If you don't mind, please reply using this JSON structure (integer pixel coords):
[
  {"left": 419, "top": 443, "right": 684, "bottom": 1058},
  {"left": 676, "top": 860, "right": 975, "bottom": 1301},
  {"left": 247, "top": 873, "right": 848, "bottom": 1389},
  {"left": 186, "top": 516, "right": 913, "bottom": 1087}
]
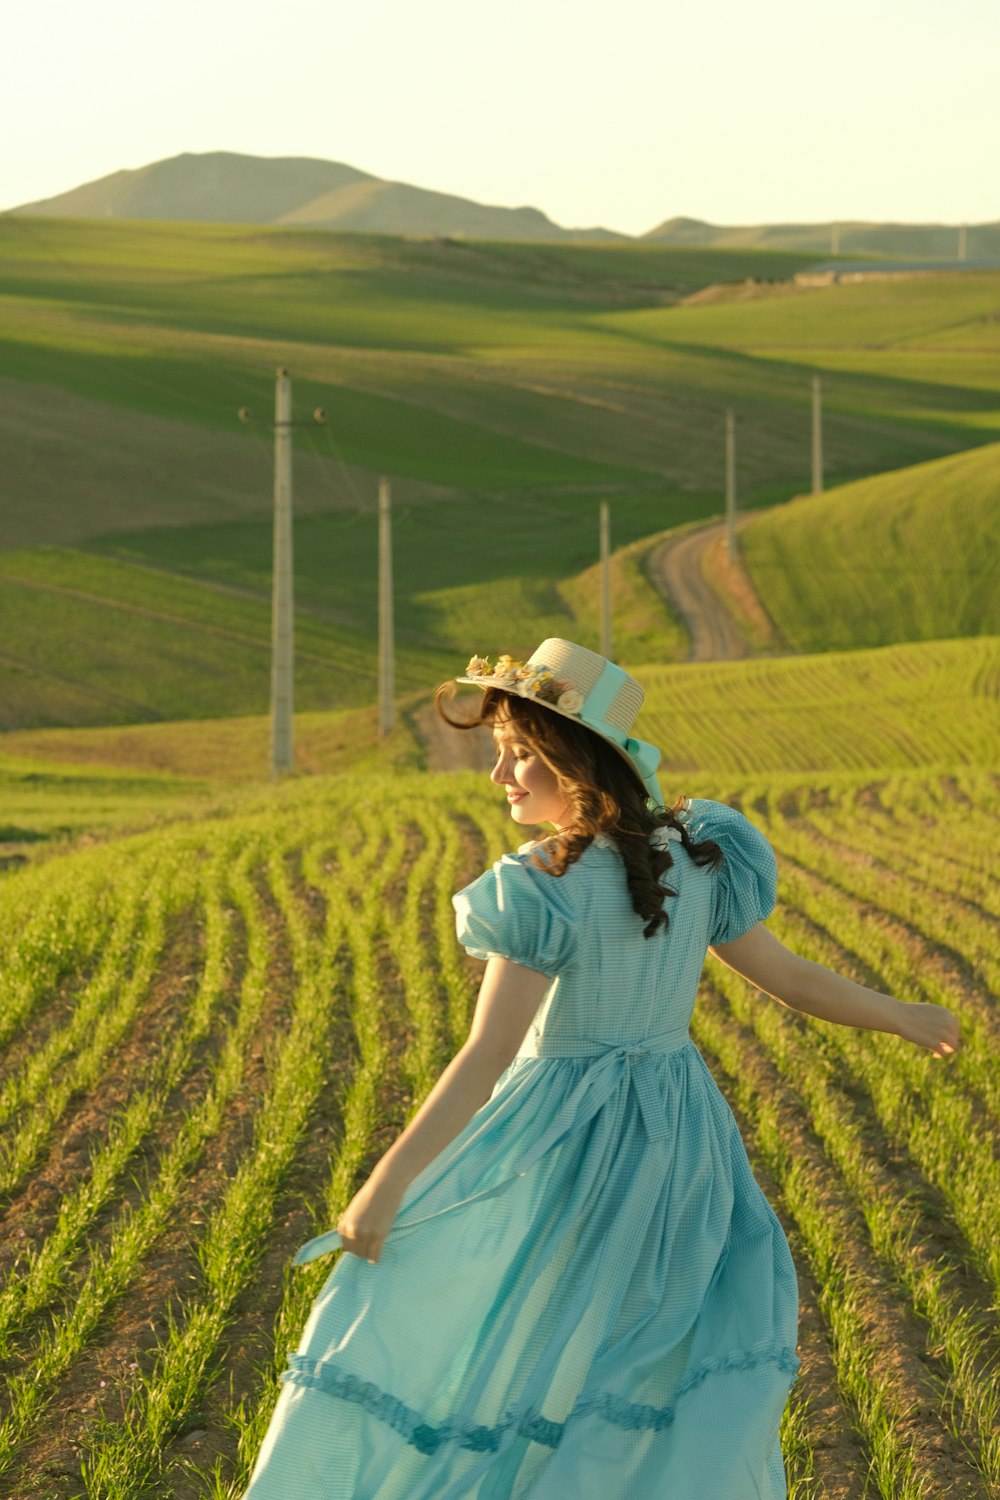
[{"left": 0, "top": 770, "right": 993, "bottom": 1496}]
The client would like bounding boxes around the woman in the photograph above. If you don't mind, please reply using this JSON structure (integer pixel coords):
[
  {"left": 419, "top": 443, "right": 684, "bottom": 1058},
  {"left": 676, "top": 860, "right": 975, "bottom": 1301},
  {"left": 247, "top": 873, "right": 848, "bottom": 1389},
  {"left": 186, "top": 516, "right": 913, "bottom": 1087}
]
[{"left": 245, "top": 638, "right": 960, "bottom": 1498}]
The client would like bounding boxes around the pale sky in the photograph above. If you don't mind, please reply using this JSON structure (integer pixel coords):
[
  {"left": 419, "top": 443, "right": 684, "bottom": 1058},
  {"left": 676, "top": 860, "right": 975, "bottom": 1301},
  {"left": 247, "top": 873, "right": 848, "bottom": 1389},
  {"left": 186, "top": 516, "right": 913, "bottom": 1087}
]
[{"left": 4, "top": 0, "right": 996, "bottom": 235}]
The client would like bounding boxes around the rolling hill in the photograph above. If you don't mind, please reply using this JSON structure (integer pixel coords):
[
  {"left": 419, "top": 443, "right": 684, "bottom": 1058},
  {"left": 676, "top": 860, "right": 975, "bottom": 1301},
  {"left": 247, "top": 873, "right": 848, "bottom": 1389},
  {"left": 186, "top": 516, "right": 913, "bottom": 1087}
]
[
  {"left": 6, "top": 151, "right": 620, "bottom": 242},
  {"left": 739, "top": 441, "right": 1000, "bottom": 651},
  {"left": 0, "top": 216, "right": 997, "bottom": 737},
  {"left": 0, "top": 496, "right": 686, "bottom": 734},
  {"left": 1, "top": 217, "right": 997, "bottom": 563},
  {"left": 2, "top": 634, "right": 994, "bottom": 787},
  {"left": 9, "top": 153, "right": 999, "bottom": 262},
  {"left": 3, "top": 160, "right": 999, "bottom": 1500},
  {"left": 645, "top": 215, "right": 1000, "bottom": 261}
]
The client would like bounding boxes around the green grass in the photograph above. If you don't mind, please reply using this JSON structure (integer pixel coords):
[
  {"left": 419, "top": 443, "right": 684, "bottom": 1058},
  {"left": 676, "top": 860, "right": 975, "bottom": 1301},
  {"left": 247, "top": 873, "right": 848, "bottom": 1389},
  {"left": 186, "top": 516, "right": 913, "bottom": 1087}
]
[
  {"left": 0, "top": 768, "right": 994, "bottom": 1496},
  {"left": 0, "top": 491, "right": 692, "bottom": 732},
  {"left": 1, "top": 637, "right": 994, "bottom": 813},
  {"left": 2, "top": 219, "right": 999, "bottom": 739},
  {"left": 635, "top": 635, "right": 999, "bottom": 780},
  {"left": 740, "top": 441, "right": 1000, "bottom": 651},
  {"left": 0, "top": 756, "right": 216, "bottom": 860},
  {"left": 2, "top": 218, "right": 999, "bottom": 564}
]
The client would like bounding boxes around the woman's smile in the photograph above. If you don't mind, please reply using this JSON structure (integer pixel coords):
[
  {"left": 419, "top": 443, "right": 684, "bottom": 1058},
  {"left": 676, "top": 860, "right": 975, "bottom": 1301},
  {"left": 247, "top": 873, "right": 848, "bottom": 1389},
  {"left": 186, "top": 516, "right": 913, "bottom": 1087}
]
[{"left": 490, "top": 726, "right": 571, "bottom": 828}]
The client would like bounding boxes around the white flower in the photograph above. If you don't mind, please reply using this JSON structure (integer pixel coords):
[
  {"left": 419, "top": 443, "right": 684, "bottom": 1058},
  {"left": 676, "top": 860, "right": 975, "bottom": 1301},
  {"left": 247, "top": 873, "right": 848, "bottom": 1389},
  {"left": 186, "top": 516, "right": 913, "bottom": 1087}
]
[{"left": 556, "top": 687, "right": 584, "bottom": 714}]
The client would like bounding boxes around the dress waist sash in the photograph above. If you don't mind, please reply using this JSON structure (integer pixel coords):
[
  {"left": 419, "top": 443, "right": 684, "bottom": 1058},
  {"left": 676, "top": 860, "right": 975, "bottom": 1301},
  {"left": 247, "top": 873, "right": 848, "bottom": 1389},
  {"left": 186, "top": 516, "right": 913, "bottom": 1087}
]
[
  {"left": 292, "top": 1026, "right": 692, "bottom": 1265},
  {"left": 515, "top": 1021, "right": 692, "bottom": 1061}
]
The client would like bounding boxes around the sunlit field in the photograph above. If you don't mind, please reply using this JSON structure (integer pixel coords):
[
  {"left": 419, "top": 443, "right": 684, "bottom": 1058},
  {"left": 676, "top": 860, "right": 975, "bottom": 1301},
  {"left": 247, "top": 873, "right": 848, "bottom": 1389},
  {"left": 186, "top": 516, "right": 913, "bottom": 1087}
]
[
  {"left": 0, "top": 766, "right": 995, "bottom": 1499},
  {"left": 2, "top": 212, "right": 998, "bottom": 1500},
  {"left": 741, "top": 442, "right": 1000, "bottom": 651}
]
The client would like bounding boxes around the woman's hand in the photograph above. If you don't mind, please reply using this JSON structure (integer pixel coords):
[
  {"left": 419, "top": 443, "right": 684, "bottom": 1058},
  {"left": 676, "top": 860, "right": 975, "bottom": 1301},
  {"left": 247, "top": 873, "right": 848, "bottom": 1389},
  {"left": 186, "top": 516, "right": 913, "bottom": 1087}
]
[
  {"left": 895, "top": 1000, "right": 962, "bottom": 1058},
  {"left": 336, "top": 1175, "right": 405, "bottom": 1263}
]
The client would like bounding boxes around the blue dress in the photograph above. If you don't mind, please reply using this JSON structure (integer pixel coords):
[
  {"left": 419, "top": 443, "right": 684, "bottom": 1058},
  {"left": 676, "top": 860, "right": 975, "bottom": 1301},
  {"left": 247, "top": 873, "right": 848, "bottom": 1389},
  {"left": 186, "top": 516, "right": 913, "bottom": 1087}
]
[{"left": 244, "top": 800, "right": 800, "bottom": 1498}]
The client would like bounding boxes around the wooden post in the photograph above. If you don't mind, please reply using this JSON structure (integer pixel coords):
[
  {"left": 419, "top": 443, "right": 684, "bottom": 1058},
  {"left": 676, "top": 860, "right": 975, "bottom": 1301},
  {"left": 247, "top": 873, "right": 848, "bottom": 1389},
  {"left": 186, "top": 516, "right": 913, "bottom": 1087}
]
[
  {"left": 378, "top": 476, "right": 394, "bottom": 736},
  {"left": 725, "top": 409, "right": 736, "bottom": 559},
  {"left": 812, "top": 375, "right": 824, "bottom": 495},
  {"left": 271, "top": 368, "right": 294, "bottom": 775},
  {"left": 599, "top": 500, "right": 611, "bottom": 660}
]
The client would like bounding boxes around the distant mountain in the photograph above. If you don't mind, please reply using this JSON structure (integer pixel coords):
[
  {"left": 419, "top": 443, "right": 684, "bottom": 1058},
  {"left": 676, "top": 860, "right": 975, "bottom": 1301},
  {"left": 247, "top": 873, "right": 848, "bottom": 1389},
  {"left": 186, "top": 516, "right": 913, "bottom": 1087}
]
[
  {"left": 7, "top": 151, "right": 623, "bottom": 242},
  {"left": 643, "top": 215, "right": 1000, "bottom": 261},
  {"left": 10, "top": 155, "right": 998, "bottom": 258}
]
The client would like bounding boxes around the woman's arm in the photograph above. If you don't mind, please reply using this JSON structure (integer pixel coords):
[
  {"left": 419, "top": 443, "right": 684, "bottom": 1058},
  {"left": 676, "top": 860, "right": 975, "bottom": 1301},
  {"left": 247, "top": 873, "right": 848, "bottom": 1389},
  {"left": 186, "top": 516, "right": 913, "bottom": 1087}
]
[
  {"left": 335, "top": 956, "right": 550, "bottom": 1261},
  {"left": 711, "top": 922, "right": 961, "bottom": 1057}
]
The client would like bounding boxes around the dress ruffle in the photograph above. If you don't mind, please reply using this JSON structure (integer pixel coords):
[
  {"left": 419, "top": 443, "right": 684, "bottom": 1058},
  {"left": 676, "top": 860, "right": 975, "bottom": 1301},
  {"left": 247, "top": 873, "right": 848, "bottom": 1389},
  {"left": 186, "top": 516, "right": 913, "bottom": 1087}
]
[{"left": 282, "top": 1341, "right": 800, "bottom": 1455}]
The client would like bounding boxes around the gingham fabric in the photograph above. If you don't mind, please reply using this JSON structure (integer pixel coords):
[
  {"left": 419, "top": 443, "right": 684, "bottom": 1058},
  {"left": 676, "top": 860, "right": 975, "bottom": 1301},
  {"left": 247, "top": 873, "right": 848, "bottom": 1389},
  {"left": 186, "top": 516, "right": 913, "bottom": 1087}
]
[{"left": 244, "top": 800, "right": 800, "bottom": 1498}]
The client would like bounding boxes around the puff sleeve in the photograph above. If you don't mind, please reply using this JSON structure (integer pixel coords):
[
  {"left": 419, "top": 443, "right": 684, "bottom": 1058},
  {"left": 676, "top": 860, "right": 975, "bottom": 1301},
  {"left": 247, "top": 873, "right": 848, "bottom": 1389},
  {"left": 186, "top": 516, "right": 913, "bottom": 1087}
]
[
  {"left": 680, "top": 798, "right": 778, "bottom": 946},
  {"left": 452, "top": 852, "right": 576, "bottom": 978}
]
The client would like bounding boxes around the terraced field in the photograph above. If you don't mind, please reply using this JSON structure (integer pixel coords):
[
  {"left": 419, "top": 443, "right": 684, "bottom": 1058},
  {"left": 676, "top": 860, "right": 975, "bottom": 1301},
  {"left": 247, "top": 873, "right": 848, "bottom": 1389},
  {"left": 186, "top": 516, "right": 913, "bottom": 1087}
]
[
  {"left": 3, "top": 633, "right": 995, "bottom": 789},
  {"left": 0, "top": 498, "right": 682, "bottom": 732},
  {"left": 0, "top": 768, "right": 995, "bottom": 1499},
  {"left": 638, "top": 635, "right": 1000, "bottom": 776},
  {"left": 740, "top": 442, "right": 1000, "bottom": 652},
  {"left": 3, "top": 218, "right": 999, "bottom": 738}
]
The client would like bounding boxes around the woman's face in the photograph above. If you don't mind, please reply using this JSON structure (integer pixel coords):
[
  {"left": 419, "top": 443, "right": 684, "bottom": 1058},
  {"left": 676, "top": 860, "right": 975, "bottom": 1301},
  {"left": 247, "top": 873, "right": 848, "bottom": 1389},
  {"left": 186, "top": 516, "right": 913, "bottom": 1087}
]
[{"left": 490, "top": 720, "right": 572, "bottom": 830}]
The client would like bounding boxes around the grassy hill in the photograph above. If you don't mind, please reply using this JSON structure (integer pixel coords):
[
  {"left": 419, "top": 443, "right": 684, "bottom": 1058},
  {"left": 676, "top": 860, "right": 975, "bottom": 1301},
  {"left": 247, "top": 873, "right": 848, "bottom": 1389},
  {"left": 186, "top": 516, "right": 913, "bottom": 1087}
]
[
  {"left": 739, "top": 442, "right": 1000, "bottom": 652},
  {"left": 0, "top": 499, "right": 686, "bottom": 733},
  {"left": 1, "top": 218, "right": 998, "bottom": 739},
  {"left": 645, "top": 215, "right": 1000, "bottom": 261},
  {"left": 3, "top": 636, "right": 994, "bottom": 798},
  {"left": 638, "top": 635, "right": 998, "bottom": 780},
  {"left": 2, "top": 219, "right": 997, "bottom": 560},
  {"left": 8, "top": 151, "right": 614, "bottom": 242}
]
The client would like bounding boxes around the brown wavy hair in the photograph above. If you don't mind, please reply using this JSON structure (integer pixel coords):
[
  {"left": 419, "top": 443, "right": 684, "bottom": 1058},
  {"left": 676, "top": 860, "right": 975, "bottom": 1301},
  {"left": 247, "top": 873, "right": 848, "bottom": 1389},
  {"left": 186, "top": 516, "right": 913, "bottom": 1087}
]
[{"left": 434, "top": 682, "right": 722, "bottom": 938}]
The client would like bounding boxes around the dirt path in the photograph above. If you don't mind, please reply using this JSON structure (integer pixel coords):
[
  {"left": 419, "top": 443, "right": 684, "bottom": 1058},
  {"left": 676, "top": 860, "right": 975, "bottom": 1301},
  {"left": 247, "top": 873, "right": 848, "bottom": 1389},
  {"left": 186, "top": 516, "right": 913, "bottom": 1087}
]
[
  {"left": 646, "top": 521, "right": 751, "bottom": 662},
  {"left": 411, "top": 519, "right": 778, "bottom": 768},
  {"left": 412, "top": 699, "right": 495, "bottom": 773}
]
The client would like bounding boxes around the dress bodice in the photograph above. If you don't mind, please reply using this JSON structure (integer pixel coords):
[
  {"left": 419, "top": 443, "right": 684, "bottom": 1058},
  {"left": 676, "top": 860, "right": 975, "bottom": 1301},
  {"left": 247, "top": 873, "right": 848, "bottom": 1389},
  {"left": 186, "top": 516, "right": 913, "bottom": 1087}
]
[{"left": 451, "top": 799, "right": 777, "bottom": 1058}]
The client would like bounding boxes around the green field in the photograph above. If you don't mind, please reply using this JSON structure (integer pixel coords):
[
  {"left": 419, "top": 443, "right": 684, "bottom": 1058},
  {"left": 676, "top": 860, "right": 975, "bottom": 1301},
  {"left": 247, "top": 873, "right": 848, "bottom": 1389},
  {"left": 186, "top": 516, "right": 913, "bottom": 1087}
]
[
  {"left": 2, "top": 219, "right": 998, "bottom": 557},
  {"left": 740, "top": 442, "right": 1000, "bottom": 651},
  {"left": 2, "top": 210, "right": 998, "bottom": 1498},
  {"left": 0, "top": 498, "right": 688, "bottom": 731},
  {"left": 0, "top": 767, "right": 996, "bottom": 1498},
  {"left": 1, "top": 634, "right": 995, "bottom": 798},
  {"left": 2, "top": 217, "right": 999, "bottom": 737},
  {"left": 639, "top": 635, "right": 999, "bottom": 777}
]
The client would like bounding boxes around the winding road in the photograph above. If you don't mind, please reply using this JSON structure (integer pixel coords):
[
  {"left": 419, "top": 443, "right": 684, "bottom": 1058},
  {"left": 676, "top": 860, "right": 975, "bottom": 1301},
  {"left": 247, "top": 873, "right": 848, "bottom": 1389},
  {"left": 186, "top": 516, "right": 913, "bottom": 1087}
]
[
  {"left": 645, "top": 521, "right": 748, "bottom": 663},
  {"left": 413, "top": 699, "right": 495, "bottom": 773},
  {"left": 411, "top": 518, "right": 767, "bottom": 769}
]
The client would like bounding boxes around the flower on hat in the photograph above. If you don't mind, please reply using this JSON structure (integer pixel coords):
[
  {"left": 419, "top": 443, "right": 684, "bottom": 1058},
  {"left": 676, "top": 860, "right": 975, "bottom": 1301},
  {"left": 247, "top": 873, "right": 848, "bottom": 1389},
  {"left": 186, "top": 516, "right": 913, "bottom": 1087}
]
[
  {"left": 521, "top": 668, "right": 554, "bottom": 695},
  {"left": 462, "top": 652, "right": 564, "bottom": 705},
  {"left": 487, "top": 653, "right": 518, "bottom": 686},
  {"left": 556, "top": 687, "right": 584, "bottom": 714}
]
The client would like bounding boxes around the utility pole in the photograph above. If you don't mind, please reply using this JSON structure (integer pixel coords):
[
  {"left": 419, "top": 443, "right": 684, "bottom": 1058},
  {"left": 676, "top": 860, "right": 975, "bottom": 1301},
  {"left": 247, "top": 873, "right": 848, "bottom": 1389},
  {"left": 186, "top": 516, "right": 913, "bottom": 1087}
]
[
  {"left": 958, "top": 224, "right": 967, "bottom": 262},
  {"left": 271, "top": 368, "right": 294, "bottom": 775},
  {"left": 238, "top": 372, "right": 325, "bottom": 779},
  {"left": 725, "top": 409, "right": 736, "bottom": 559},
  {"left": 599, "top": 499, "right": 611, "bottom": 660},
  {"left": 378, "top": 475, "right": 394, "bottom": 737},
  {"left": 812, "top": 375, "right": 824, "bottom": 495}
]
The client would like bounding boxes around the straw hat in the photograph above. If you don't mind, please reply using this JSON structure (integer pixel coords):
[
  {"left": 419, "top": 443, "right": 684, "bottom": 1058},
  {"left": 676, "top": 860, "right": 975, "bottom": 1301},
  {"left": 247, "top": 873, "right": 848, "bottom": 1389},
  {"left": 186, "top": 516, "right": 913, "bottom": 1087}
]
[{"left": 456, "top": 638, "right": 664, "bottom": 809}]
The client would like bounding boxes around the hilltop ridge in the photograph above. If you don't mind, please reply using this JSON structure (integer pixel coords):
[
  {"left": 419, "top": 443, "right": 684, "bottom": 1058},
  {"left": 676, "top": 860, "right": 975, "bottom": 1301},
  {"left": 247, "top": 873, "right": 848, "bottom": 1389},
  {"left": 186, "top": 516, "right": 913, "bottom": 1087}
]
[
  {"left": 6, "top": 151, "right": 622, "bottom": 243},
  {"left": 645, "top": 213, "right": 1000, "bottom": 260},
  {"left": 9, "top": 153, "right": 1000, "bottom": 258}
]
